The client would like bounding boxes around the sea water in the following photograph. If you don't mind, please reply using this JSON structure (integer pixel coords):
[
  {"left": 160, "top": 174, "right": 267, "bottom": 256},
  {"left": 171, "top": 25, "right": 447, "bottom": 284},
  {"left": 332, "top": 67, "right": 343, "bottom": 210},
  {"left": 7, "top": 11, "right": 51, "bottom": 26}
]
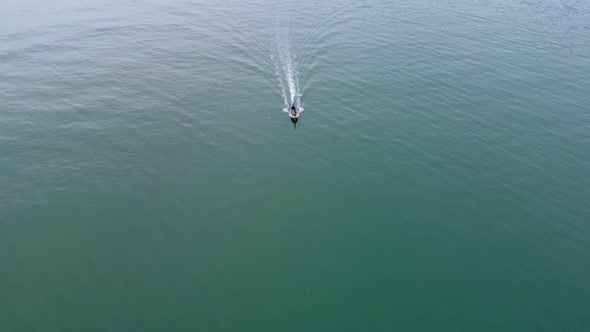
[{"left": 1, "top": 0, "right": 589, "bottom": 330}]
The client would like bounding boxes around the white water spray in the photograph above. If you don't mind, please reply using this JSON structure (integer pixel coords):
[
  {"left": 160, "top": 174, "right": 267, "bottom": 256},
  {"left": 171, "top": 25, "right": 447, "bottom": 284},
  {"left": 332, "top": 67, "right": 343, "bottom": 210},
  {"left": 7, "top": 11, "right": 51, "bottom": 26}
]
[{"left": 273, "top": 27, "right": 303, "bottom": 114}]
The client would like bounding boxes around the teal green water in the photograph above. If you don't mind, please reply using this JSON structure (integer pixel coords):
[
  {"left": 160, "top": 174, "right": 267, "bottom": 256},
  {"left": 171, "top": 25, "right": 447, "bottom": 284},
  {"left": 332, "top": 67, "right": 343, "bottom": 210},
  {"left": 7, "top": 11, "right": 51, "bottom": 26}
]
[{"left": 2, "top": 0, "right": 590, "bottom": 330}]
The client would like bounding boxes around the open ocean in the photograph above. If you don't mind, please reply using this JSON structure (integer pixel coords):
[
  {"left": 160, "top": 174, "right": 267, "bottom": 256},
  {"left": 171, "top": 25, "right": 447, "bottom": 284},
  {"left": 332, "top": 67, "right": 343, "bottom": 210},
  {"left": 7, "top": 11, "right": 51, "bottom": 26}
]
[{"left": 1, "top": 0, "right": 589, "bottom": 330}]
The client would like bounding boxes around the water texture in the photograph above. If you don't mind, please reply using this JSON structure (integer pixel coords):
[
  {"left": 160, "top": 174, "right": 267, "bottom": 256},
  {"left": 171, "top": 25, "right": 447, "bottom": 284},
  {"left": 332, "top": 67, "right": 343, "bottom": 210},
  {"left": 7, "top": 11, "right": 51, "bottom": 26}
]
[{"left": 1, "top": 0, "right": 589, "bottom": 330}]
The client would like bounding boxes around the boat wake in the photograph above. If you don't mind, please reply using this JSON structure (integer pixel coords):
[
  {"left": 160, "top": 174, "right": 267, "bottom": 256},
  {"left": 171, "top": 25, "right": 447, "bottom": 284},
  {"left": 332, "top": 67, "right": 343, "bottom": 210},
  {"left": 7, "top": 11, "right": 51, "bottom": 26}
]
[
  {"left": 273, "top": 26, "right": 303, "bottom": 115},
  {"left": 244, "top": 4, "right": 304, "bottom": 117}
]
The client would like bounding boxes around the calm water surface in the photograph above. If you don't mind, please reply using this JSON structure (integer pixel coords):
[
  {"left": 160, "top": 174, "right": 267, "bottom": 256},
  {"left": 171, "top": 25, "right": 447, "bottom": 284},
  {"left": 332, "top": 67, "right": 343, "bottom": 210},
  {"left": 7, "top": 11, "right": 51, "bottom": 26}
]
[{"left": 1, "top": 0, "right": 589, "bottom": 330}]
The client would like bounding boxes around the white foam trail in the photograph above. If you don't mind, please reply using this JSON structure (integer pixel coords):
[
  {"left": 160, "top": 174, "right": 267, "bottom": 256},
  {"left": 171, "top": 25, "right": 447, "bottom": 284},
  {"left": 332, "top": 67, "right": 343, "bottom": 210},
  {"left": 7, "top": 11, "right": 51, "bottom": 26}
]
[{"left": 273, "top": 26, "right": 303, "bottom": 114}]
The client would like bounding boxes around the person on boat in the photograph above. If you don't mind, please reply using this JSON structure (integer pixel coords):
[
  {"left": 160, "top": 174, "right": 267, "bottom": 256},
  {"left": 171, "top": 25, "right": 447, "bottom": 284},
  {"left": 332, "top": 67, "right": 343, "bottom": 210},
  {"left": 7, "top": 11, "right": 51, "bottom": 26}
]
[{"left": 289, "top": 102, "right": 299, "bottom": 129}]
